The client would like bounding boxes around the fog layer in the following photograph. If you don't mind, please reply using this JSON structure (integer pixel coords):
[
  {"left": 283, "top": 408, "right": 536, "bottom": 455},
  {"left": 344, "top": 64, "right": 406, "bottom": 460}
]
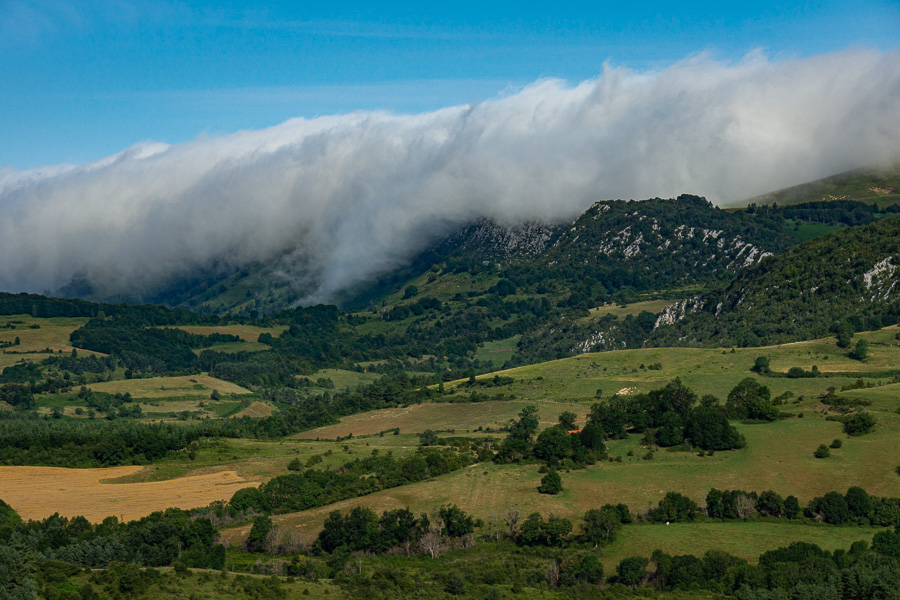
[{"left": 2, "top": 49, "right": 898, "bottom": 302}]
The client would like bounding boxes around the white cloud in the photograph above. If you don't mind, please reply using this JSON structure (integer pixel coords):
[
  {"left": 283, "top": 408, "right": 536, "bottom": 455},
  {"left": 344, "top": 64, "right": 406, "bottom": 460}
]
[{"left": 1, "top": 49, "right": 898, "bottom": 302}]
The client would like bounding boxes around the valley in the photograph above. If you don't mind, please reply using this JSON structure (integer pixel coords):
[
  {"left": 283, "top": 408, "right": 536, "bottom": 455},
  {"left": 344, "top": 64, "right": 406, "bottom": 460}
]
[{"left": 2, "top": 177, "right": 900, "bottom": 599}]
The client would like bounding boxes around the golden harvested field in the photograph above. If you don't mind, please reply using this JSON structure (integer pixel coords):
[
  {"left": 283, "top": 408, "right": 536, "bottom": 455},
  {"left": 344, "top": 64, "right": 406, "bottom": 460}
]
[
  {"left": 87, "top": 374, "right": 251, "bottom": 398},
  {"left": 294, "top": 400, "right": 589, "bottom": 439},
  {"left": 176, "top": 324, "right": 287, "bottom": 342},
  {"left": 0, "top": 466, "right": 258, "bottom": 522}
]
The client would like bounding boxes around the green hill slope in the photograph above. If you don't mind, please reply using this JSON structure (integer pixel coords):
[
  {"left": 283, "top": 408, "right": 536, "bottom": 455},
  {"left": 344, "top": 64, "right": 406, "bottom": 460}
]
[{"left": 741, "top": 165, "right": 900, "bottom": 208}]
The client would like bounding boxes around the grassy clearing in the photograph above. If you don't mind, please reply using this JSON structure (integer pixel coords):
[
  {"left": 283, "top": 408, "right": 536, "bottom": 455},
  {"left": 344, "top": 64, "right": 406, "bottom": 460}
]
[
  {"left": 836, "top": 382, "right": 900, "bottom": 411},
  {"left": 31, "top": 394, "right": 248, "bottom": 420},
  {"left": 232, "top": 401, "right": 274, "bottom": 418},
  {"left": 601, "top": 521, "right": 882, "bottom": 570},
  {"left": 396, "top": 270, "right": 499, "bottom": 304},
  {"left": 87, "top": 374, "right": 251, "bottom": 398},
  {"left": 175, "top": 324, "right": 287, "bottom": 342},
  {"left": 588, "top": 300, "right": 672, "bottom": 319},
  {"left": 295, "top": 400, "right": 590, "bottom": 439},
  {"left": 0, "top": 315, "right": 99, "bottom": 369},
  {"left": 195, "top": 341, "right": 271, "bottom": 354},
  {"left": 307, "top": 368, "right": 381, "bottom": 390},
  {"left": 783, "top": 219, "right": 846, "bottom": 241},
  {"left": 476, "top": 335, "right": 521, "bottom": 367},
  {"left": 0, "top": 315, "right": 90, "bottom": 351}
]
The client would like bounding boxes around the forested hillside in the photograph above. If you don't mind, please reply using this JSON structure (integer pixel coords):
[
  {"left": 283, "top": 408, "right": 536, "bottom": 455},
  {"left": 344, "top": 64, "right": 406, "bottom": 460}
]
[{"left": 650, "top": 216, "right": 900, "bottom": 348}]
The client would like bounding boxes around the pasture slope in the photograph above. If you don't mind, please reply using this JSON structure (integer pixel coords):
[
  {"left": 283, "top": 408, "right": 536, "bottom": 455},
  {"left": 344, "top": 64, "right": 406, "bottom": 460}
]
[
  {"left": 216, "top": 325, "right": 900, "bottom": 558},
  {"left": 4, "top": 324, "right": 899, "bottom": 565}
]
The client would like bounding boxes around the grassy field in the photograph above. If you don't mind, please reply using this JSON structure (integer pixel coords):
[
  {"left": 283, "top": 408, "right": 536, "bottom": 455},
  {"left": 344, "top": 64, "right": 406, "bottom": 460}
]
[
  {"left": 295, "top": 400, "right": 589, "bottom": 439},
  {"left": 587, "top": 300, "right": 673, "bottom": 319},
  {"left": 87, "top": 374, "right": 252, "bottom": 398},
  {"left": 601, "top": 521, "right": 882, "bottom": 570},
  {"left": 444, "top": 326, "right": 900, "bottom": 404},
  {"left": 195, "top": 341, "right": 271, "bottom": 354},
  {"left": 232, "top": 401, "right": 274, "bottom": 418},
  {"left": 0, "top": 314, "right": 96, "bottom": 368},
  {"left": 475, "top": 335, "right": 521, "bottom": 367},
  {"left": 213, "top": 326, "right": 900, "bottom": 547},
  {"left": 740, "top": 165, "right": 900, "bottom": 208},
  {"left": 306, "top": 368, "right": 381, "bottom": 391},
  {"left": 283, "top": 427, "right": 878, "bottom": 532},
  {"left": 9, "top": 322, "right": 900, "bottom": 568},
  {"left": 783, "top": 219, "right": 846, "bottom": 241},
  {"left": 30, "top": 374, "right": 255, "bottom": 419},
  {"left": 176, "top": 323, "right": 287, "bottom": 342}
]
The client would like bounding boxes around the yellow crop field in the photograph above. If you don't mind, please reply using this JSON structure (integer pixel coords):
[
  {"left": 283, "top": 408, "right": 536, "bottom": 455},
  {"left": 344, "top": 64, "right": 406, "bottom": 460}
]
[
  {"left": 0, "top": 466, "right": 259, "bottom": 522},
  {"left": 87, "top": 374, "right": 251, "bottom": 398}
]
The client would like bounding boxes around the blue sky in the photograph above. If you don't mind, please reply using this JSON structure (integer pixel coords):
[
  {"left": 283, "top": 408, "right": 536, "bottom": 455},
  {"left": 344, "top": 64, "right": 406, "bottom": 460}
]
[{"left": 2, "top": 1, "right": 898, "bottom": 168}]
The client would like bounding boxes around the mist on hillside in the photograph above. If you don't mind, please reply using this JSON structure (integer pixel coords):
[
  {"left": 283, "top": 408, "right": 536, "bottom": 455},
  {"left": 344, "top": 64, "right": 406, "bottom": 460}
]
[{"left": 1, "top": 48, "right": 899, "bottom": 303}]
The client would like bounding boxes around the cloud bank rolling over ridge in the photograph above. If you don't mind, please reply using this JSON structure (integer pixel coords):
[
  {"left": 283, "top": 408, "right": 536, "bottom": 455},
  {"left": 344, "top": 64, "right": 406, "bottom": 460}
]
[{"left": 1, "top": 49, "right": 899, "bottom": 304}]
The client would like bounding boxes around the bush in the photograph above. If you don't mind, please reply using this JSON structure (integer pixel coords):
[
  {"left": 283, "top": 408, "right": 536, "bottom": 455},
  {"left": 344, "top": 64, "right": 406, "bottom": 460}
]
[
  {"left": 814, "top": 445, "right": 831, "bottom": 459},
  {"left": 844, "top": 412, "right": 876, "bottom": 436},
  {"left": 538, "top": 469, "right": 563, "bottom": 495},
  {"left": 829, "top": 439, "right": 843, "bottom": 449},
  {"left": 751, "top": 356, "right": 770, "bottom": 374}
]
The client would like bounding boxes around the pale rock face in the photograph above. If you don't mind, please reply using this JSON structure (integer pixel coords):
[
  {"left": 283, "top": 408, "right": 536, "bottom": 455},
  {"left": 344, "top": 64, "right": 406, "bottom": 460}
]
[
  {"left": 575, "top": 327, "right": 626, "bottom": 353},
  {"left": 861, "top": 257, "right": 899, "bottom": 302},
  {"left": 654, "top": 297, "right": 706, "bottom": 329},
  {"left": 444, "top": 219, "right": 563, "bottom": 261}
]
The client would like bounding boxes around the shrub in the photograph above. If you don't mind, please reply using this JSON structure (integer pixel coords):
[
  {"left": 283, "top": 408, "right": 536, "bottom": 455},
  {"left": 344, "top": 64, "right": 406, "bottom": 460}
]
[
  {"left": 844, "top": 412, "right": 876, "bottom": 436},
  {"left": 538, "top": 469, "right": 563, "bottom": 495},
  {"left": 814, "top": 445, "right": 830, "bottom": 459},
  {"left": 751, "top": 356, "right": 770, "bottom": 374},
  {"left": 829, "top": 439, "right": 843, "bottom": 449}
]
